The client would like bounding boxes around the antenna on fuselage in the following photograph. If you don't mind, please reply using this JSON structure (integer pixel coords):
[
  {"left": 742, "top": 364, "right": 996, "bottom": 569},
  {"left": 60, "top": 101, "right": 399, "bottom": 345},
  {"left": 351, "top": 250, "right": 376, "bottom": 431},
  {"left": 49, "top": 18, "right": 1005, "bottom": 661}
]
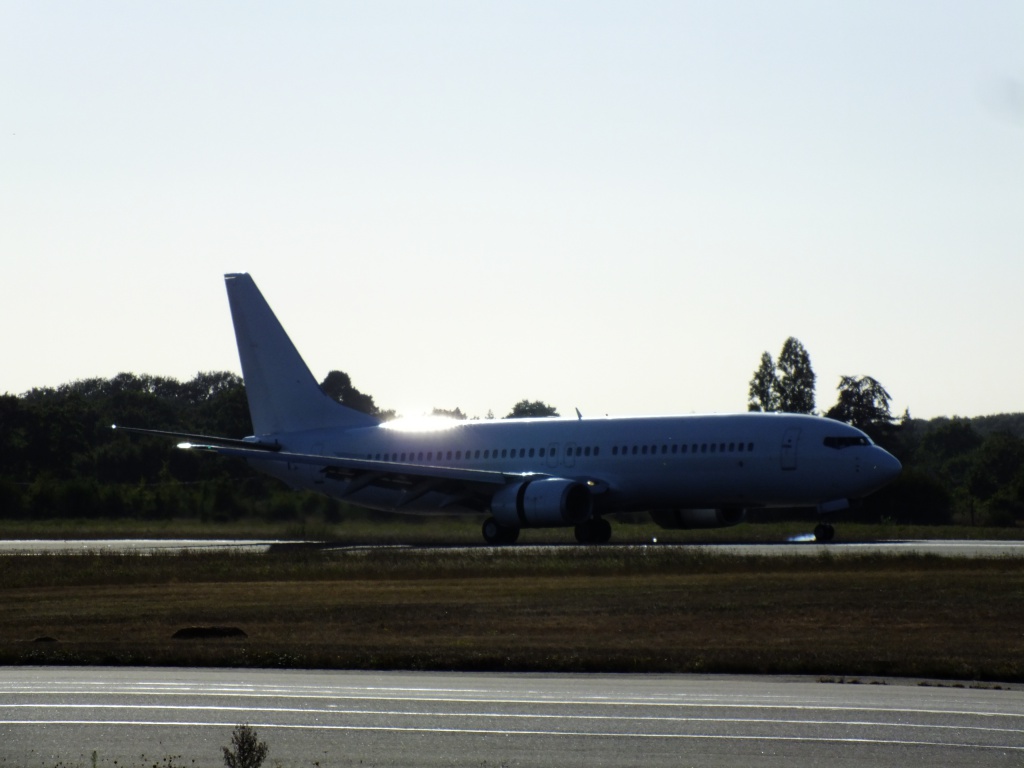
[{"left": 575, "top": 408, "right": 583, "bottom": 420}]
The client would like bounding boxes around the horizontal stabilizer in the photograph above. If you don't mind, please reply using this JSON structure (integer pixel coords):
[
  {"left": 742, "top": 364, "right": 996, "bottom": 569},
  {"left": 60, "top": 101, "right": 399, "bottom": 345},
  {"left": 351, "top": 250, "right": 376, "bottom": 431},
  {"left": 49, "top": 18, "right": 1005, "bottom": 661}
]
[{"left": 111, "top": 425, "right": 280, "bottom": 451}]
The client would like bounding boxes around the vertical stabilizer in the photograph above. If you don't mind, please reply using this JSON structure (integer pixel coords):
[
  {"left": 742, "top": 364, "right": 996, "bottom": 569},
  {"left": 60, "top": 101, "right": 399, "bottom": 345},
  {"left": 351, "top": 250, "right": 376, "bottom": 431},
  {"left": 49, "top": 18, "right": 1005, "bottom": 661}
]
[{"left": 224, "top": 273, "right": 380, "bottom": 435}]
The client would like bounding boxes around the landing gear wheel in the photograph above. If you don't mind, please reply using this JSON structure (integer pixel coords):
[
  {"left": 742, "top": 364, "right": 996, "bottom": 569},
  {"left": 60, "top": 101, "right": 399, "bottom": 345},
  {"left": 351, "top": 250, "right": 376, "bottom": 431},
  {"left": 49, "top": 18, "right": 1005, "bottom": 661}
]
[
  {"left": 482, "top": 517, "right": 520, "bottom": 546},
  {"left": 814, "top": 523, "right": 835, "bottom": 543},
  {"left": 574, "top": 518, "right": 612, "bottom": 545}
]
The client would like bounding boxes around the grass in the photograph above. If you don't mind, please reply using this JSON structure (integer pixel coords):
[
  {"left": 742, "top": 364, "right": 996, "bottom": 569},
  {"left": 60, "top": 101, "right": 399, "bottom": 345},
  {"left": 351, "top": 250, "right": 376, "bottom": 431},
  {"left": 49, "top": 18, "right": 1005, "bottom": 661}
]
[{"left": 2, "top": 546, "right": 1023, "bottom": 681}]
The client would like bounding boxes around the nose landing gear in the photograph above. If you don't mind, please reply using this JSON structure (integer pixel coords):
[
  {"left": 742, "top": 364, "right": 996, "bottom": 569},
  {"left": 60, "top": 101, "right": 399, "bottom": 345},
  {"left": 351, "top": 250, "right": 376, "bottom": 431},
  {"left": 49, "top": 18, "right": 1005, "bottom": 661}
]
[{"left": 814, "top": 523, "right": 835, "bottom": 542}]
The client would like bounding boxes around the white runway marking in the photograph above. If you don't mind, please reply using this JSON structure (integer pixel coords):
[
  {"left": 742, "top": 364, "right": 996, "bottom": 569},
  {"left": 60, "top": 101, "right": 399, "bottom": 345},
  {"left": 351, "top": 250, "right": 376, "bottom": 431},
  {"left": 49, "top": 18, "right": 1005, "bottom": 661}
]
[{"left": 2, "top": 717, "right": 1023, "bottom": 752}]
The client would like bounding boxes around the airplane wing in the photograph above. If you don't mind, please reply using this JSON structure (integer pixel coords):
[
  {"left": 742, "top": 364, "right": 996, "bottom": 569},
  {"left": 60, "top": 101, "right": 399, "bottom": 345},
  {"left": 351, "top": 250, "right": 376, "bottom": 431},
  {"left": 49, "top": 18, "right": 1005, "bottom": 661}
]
[
  {"left": 113, "top": 424, "right": 604, "bottom": 516},
  {"left": 178, "top": 440, "right": 531, "bottom": 512}
]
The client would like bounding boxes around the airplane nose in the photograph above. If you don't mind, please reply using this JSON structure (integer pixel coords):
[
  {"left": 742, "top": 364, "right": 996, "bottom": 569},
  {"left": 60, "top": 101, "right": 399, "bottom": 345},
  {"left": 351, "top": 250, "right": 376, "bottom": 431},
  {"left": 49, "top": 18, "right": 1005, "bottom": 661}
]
[{"left": 875, "top": 450, "right": 902, "bottom": 483}]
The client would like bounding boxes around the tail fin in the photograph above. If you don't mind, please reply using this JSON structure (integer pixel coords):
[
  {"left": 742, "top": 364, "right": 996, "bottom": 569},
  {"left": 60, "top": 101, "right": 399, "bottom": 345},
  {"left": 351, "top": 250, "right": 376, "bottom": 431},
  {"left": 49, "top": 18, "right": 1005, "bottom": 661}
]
[{"left": 224, "top": 273, "right": 380, "bottom": 435}]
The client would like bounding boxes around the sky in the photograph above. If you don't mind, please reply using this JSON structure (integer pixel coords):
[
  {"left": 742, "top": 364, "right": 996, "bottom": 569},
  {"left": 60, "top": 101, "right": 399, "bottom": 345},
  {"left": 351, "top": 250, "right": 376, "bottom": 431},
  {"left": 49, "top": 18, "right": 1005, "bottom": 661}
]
[{"left": 2, "top": 1, "right": 1022, "bottom": 422}]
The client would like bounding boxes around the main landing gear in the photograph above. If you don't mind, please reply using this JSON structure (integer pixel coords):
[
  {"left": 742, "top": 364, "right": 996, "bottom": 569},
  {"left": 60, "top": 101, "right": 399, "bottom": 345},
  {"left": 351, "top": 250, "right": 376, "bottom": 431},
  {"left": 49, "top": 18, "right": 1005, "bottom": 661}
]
[
  {"left": 482, "top": 517, "right": 520, "bottom": 546},
  {"left": 574, "top": 517, "right": 612, "bottom": 545},
  {"left": 481, "top": 517, "right": 613, "bottom": 545},
  {"left": 814, "top": 523, "right": 835, "bottom": 543}
]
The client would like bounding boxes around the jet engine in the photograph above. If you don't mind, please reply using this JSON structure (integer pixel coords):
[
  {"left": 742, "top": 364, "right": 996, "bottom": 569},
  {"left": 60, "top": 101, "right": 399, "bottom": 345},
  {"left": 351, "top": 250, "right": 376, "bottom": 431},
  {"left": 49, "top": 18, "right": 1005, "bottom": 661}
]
[
  {"left": 490, "top": 478, "right": 592, "bottom": 528},
  {"left": 649, "top": 508, "right": 746, "bottom": 530}
]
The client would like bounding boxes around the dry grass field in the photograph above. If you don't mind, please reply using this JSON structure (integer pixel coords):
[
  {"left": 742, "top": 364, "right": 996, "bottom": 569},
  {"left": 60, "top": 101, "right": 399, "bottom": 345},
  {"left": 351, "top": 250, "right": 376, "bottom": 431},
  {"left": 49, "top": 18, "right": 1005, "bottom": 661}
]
[{"left": 2, "top": 546, "right": 1023, "bottom": 681}]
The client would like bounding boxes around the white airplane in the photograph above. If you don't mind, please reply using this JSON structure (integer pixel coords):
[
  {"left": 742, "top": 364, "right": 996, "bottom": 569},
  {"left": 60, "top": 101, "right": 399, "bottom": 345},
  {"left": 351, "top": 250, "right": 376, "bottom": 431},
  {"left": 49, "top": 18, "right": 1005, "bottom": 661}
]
[{"left": 119, "top": 273, "right": 901, "bottom": 544}]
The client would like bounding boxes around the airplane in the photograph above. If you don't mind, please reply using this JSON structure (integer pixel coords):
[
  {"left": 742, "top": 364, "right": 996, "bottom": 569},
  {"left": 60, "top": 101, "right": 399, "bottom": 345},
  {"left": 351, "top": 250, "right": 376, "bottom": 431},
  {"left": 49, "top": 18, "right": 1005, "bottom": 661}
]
[{"left": 116, "top": 273, "right": 902, "bottom": 545}]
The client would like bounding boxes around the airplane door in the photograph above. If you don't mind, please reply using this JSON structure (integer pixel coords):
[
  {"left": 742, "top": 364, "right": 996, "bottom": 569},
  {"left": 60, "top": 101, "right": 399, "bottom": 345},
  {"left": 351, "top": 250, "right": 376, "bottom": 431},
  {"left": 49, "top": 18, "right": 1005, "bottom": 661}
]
[
  {"left": 547, "top": 443, "right": 560, "bottom": 469},
  {"left": 780, "top": 429, "right": 800, "bottom": 471}
]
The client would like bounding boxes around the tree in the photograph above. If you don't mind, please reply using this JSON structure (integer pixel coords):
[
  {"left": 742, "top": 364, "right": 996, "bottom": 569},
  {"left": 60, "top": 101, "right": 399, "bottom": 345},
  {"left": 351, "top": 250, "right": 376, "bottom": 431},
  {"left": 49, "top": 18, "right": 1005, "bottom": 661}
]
[
  {"left": 747, "top": 337, "right": 815, "bottom": 413},
  {"left": 505, "top": 400, "right": 559, "bottom": 419},
  {"left": 825, "top": 375, "right": 894, "bottom": 431},
  {"left": 320, "top": 370, "right": 378, "bottom": 415},
  {"left": 965, "top": 433, "right": 1024, "bottom": 505},
  {"left": 747, "top": 352, "right": 779, "bottom": 412},
  {"left": 431, "top": 407, "right": 467, "bottom": 420},
  {"left": 775, "top": 337, "right": 816, "bottom": 414},
  {"left": 917, "top": 418, "right": 983, "bottom": 468}
]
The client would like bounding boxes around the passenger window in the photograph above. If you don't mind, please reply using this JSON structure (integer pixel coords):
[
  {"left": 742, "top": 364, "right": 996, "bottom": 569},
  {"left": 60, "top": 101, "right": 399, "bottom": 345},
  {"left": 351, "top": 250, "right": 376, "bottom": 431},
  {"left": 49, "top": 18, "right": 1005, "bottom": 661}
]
[
  {"left": 738, "top": 443, "right": 744, "bottom": 453},
  {"left": 701, "top": 444, "right": 707, "bottom": 453},
  {"left": 612, "top": 446, "right": 619, "bottom": 456},
  {"left": 729, "top": 443, "right": 735, "bottom": 452},
  {"left": 584, "top": 447, "right": 591, "bottom": 457},
  {"left": 575, "top": 446, "right": 582, "bottom": 457},
  {"left": 662, "top": 445, "right": 668, "bottom": 454},
  {"left": 748, "top": 443, "right": 754, "bottom": 452},
  {"left": 632, "top": 446, "right": 638, "bottom": 455},
  {"left": 539, "top": 448, "right": 545, "bottom": 457},
  {"left": 502, "top": 449, "right": 508, "bottom": 458},
  {"left": 594, "top": 447, "right": 600, "bottom": 457},
  {"left": 520, "top": 448, "right": 526, "bottom": 458},
  {"left": 642, "top": 445, "right": 648, "bottom": 455}
]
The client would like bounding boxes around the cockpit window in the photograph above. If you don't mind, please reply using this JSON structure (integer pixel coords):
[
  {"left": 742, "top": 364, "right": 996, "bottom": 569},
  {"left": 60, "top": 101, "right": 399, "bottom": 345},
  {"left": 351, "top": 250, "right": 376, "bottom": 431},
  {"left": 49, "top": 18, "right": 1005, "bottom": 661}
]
[{"left": 824, "top": 436, "right": 871, "bottom": 449}]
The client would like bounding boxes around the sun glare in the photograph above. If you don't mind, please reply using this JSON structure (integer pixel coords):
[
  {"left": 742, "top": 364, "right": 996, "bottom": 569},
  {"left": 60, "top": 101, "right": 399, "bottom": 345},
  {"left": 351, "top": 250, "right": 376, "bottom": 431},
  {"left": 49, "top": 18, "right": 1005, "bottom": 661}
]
[{"left": 381, "top": 415, "right": 462, "bottom": 433}]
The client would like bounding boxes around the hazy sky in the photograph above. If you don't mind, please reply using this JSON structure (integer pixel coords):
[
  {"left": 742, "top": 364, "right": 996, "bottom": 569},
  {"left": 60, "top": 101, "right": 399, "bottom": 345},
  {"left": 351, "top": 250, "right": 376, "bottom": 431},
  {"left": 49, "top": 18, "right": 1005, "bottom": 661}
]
[{"left": 2, "top": 2, "right": 1022, "bottom": 422}]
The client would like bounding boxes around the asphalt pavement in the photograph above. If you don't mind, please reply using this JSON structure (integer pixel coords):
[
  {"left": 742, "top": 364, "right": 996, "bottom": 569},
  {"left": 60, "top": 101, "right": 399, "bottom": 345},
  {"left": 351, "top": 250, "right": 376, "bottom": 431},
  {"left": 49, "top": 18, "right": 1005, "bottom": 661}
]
[
  {"left": 2, "top": 667, "right": 1023, "bottom": 767},
  {"left": 2, "top": 538, "right": 1024, "bottom": 557}
]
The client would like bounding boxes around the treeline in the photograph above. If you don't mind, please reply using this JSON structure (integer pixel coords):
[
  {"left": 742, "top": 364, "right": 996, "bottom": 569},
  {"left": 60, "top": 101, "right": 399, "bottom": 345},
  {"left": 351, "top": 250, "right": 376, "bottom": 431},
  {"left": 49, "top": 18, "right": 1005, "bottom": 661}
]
[
  {"left": 0, "top": 372, "right": 338, "bottom": 524},
  {"left": 746, "top": 337, "right": 1024, "bottom": 527},
  {"left": 1, "top": 369, "right": 1023, "bottom": 528},
  {"left": 0, "top": 371, "right": 559, "bottom": 524},
  {"left": 872, "top": 415, "right": 1024, "bottom": 527}
]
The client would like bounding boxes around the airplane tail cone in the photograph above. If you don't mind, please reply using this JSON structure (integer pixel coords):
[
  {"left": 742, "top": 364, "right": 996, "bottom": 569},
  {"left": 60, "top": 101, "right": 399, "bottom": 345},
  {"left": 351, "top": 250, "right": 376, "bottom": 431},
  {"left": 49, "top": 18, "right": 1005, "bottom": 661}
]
[{"left": 224, "top": 273, "right": 380, "bottom": 435}]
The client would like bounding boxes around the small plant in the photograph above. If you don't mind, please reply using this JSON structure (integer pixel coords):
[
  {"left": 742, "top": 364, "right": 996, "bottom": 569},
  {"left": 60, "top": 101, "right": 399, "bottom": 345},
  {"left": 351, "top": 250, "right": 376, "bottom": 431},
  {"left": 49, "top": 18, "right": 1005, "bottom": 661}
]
[{"left": 222, "top": 724, "right": 269, "bottom": 768}]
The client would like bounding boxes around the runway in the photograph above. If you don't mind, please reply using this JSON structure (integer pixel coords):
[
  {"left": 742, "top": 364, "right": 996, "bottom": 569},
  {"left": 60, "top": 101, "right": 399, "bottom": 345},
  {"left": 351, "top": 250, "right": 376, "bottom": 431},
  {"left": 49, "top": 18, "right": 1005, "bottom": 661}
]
[
  {"left": 1, "top": 538, "right": 1024, "bottom": 557},
  {"left": 2, "top": 668, "right": 1023, "bottom": 767}
]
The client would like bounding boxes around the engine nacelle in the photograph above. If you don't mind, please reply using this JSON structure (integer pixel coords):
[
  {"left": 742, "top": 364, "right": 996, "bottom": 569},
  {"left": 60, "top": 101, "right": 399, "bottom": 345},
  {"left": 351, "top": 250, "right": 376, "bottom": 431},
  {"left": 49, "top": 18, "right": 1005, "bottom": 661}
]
[
  {"left": 490, "top": 478, "right": 592, "bottom": 528},
  {"left": 650, "top": 508, "right": 747, "bottom": 530}
]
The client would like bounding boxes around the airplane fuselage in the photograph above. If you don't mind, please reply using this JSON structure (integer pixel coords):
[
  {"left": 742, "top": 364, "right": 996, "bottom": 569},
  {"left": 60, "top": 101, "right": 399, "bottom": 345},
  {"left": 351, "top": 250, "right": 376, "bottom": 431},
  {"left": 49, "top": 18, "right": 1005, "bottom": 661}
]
[{"left": 249, "top": 411, "right": 898, "bottom": 519}]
